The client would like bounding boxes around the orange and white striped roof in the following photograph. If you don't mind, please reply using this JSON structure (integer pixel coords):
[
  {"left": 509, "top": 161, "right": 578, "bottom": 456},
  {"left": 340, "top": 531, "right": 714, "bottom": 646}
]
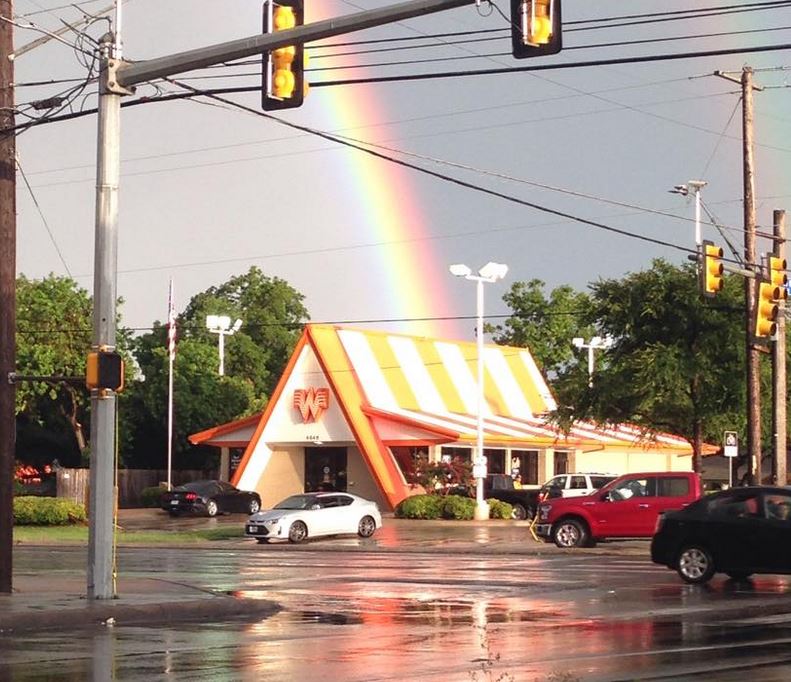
[{"left": 330, "top": 326, "right": 696, "bottom": 453}]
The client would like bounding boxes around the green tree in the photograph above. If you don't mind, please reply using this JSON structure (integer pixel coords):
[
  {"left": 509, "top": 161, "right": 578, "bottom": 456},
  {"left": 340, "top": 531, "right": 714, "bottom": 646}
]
[
  {"left": 555, "top": 260, "right": 745, "bottom": 472},
  {"left": 122, "top": 267, "right": 309, "bottom": 469},
  {"left": 180, "top": 266, "right": 309, "bottom": 394},
  {"left": 123, "top": 340, "right": 255, "bottom": 470},
  {"left": 14, "top": 275, "right": 132, "bottom": 466},
  {"left": 493, "top": 279, "right": 596, "bottom": 379}
]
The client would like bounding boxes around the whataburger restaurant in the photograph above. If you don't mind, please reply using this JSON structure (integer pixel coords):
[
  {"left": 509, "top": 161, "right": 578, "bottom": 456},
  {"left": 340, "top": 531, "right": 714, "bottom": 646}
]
[{"left": 189, "top": 324, "right": 706, "bottom": 512}]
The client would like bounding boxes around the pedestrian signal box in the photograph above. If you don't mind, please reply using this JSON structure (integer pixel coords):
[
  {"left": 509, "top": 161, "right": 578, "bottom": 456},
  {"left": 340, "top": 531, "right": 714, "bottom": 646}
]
[{"left": 86, "top": 350, "right": 124, "bottom": 392}]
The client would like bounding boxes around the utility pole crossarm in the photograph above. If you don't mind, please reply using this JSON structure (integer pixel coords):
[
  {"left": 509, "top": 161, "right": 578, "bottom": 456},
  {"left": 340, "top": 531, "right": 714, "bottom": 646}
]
[{"left": 117, "top": 0, "right": 475, "bottom": 87}]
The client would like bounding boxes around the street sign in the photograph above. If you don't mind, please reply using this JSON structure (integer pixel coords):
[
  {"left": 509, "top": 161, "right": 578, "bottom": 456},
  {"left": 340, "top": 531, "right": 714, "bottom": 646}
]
[{"left": 724, "top": 431, "right": 738, "bottom": 458}]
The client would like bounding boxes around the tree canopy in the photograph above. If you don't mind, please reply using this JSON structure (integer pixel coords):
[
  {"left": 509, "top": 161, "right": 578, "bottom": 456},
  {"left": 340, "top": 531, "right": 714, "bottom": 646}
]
[{"left": 498, "top": 261, "right": 752, "bottom": 472}]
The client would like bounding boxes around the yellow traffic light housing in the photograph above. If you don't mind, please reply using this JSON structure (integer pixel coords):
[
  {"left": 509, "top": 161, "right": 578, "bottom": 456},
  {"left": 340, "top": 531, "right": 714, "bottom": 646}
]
[
  {"left": 699, "top": 240, "right": 724, "bottom": 298},
  {"left": 511, "top": 0, "right": 562, "bottom": 59},
  {"left": 754, "top": 280, "right": 780, "bottom": 341},
  {"left": 262, "top": 0, "right": 305, "bottom": 111},
  {"left": 86, "top": 349, "right": 124, "bottom": 392},
  {"left": 769, "top": 255, "right": 788, "bottom": 301}
]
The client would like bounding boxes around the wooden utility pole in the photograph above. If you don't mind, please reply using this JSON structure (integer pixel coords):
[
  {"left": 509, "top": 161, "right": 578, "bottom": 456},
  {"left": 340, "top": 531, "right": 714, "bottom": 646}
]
[
  {"left": 773, "top": 209, "right": 787, "bottom": 485},
  {"left": 742, "top": 66, "right": 762, "bottom": 485},
  {"left": 0, "top": 0, "right": 16, "bottom": 594}
]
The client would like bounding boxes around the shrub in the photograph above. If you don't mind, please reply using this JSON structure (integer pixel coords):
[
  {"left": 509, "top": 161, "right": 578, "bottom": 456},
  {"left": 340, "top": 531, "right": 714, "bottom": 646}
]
[
  {"left": 487, "top": 499, "right": 513, "bottom": 519},
  {"left": 394, "top": 494, "right": 443, "bottom": 519},
  {"left": 441, "top": 495, "right": 475, "bottom": 520},
  {"left": 140, "top": 485, "right": 166, "bottom": 508},
  {"left": 13, "top": 496, "right": 87, "bottom": 526}
]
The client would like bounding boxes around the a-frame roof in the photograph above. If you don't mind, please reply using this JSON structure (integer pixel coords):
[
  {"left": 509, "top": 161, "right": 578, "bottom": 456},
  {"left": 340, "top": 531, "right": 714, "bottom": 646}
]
[{"left": 198, "top": 325, "right": 703, "bottom": 509}]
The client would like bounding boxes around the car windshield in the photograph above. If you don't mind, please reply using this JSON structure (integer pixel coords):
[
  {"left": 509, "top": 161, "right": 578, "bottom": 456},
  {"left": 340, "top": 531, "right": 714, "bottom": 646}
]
[{"left": 274, "top": 495, "right": 318, "bottom": 510}]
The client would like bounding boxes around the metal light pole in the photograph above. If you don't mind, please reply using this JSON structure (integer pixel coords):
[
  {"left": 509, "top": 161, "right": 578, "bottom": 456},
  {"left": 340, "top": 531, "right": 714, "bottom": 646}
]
[
  {"left": 450, "top": 262, "right": 508, "bottom": 521},
  {"left": 206, "top": 315, "right": 242, "bottom": 376},
  {"left": 572, "top": 336, "right": 613, "bottom": 388}
]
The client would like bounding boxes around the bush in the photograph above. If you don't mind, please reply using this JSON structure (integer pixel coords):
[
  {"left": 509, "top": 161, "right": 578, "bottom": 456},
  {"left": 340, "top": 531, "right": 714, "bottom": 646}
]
[
  {"left": 140, "top": 485, "right": 166, "bottom": 508},
  {"left": 487, "top": 499, "right": 513, "bottom": 519},
  {"left": 440, "top": 495, "right": 475, "bottom": 520},
  {"left": 394, "top": 494, "right": 443, "bottom": 519},
  {"left": 13, "top": 496, "right": 87, "bottom": 526}
]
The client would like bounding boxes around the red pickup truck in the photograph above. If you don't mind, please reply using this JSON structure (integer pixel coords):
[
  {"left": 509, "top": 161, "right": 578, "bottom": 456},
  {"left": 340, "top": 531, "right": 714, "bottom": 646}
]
[{"left": 534, "top": 471, "right": 703, "bottom": 548}]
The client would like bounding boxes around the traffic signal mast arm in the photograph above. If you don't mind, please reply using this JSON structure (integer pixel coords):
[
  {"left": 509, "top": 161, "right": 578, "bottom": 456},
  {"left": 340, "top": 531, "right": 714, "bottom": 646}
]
[{"left": 116, "top": 0, "right": 477, "bottom": 88}]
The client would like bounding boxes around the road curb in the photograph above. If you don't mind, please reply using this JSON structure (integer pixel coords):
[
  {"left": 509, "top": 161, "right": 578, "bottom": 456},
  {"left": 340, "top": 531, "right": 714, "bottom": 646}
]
[{"left": 0, "top": 594, "right": 281, "bottom": 634}]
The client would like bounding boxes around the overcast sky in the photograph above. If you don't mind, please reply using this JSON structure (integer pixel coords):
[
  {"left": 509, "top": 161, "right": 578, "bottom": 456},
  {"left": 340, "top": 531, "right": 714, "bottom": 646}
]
[{"left": 11, "top": 0, "right": 791, "bottom": 345}]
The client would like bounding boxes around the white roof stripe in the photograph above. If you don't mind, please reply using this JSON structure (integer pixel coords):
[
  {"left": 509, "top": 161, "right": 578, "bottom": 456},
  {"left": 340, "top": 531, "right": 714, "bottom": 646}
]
[
  {"left": 435, "top": 341, "right": 489, "bottom": 416},
  {"left": 338, "top": 329, "right": 398, "bottom": 411},
  {"left": 521, "top": 351, "right": 557, "bottom": 412},
  {"left": 484, "top": 348, "right": 534, "bottom": 418},
  {"left": 387, "top": 336, "right": 446, "bottom": 414}
]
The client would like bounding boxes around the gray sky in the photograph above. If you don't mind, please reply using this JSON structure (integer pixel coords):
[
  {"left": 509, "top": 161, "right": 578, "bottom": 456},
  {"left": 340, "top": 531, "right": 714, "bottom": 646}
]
[{"left": 12, "top": 0, "right": 791, "bottom": 344}]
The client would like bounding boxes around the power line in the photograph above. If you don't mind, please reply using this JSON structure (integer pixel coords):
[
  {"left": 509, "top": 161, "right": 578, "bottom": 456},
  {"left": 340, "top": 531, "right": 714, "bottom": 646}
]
[
  {"left": 9, "top": 40, "right": 791, "bottom": 137},
  {"left": 15, "top": 158, "right": 72, "bottom": 277}
]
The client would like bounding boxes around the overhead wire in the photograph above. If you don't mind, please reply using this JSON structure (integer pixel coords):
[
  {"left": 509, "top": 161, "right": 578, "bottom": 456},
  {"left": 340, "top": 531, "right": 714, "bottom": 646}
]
[{"left": 16, "top": 157, "right": 73, "bottom": 277}]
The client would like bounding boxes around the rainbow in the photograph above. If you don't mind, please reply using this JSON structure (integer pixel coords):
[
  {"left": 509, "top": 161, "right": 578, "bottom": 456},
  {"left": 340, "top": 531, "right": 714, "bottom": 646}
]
[{"left": 311, "top": 1, "right": 457, "bottom": 340}]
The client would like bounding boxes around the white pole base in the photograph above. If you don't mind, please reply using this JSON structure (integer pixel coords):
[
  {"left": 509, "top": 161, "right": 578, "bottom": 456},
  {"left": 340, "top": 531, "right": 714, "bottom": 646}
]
[{"left": 473, "top": 501, "right": 490, "bottom": 521}]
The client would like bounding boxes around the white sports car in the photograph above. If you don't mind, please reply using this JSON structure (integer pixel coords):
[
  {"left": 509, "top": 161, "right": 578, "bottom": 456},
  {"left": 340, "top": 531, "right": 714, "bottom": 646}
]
[{"left": 245, "top": 492, "right": 382, "bottom": 544}]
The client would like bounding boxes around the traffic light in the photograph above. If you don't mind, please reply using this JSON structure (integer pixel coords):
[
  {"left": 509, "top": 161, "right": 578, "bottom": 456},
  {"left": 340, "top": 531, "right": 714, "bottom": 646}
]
[
  {"left": 262, "top": 0, "right": 306, "bottom": 111},
  {"left": 86, "top": 350, "right": 124, "bottom": 392},
  {"left": 769, "top": 254, "right": 788, "bottom": 301},
  {"left": 699, "top": 240, "right": 724, "bottom": 298},
  {"left": 754, "top": 280, "right": 780, "bottom": 341},
  {"left": 511, "top": 0, "right": 562, "bottom": 59}
]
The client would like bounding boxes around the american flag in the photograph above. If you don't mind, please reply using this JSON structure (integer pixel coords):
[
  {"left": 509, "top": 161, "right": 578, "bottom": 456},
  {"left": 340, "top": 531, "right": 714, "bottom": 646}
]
[{"left": 167, "top": 278, "right": 177, "bottom": 361}]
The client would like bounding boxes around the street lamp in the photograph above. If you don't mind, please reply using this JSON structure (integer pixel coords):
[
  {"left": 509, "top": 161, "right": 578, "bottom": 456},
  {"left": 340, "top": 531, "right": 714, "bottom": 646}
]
[
  {"left": 572, "top": 336, "right": 614, "bottom": 388},
  {"left": 669, "top": 180, "right": 707, "bottom": 246},
  {"left": 450, "top": 261, "right": 509, "bottom": 521},
  {"left": 206, "top": 315, "right": 242, "bottom": 376}
]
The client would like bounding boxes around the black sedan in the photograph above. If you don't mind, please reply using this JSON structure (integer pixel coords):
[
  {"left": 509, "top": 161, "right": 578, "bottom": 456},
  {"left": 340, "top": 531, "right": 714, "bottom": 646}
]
[
  {"left": 160, "top": 480, "right": 261, "bottom": 517},
  {"left": 651, "top": 485, "right": 791, "bottom": 584}
]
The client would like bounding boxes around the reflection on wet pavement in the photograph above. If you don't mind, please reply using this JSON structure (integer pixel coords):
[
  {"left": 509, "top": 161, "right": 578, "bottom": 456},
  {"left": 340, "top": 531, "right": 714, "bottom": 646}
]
[{"left": 7, "top": 547, "right": 791, "bottom": 681}]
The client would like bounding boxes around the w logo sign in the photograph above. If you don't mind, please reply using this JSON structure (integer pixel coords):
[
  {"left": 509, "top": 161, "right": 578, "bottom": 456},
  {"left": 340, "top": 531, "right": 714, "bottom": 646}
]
[{"left": 293, "top": 387, "right": 330, "bottom": 423}]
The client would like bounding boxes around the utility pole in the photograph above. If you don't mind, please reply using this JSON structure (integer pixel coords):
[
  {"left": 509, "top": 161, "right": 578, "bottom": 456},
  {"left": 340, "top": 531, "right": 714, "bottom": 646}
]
[
  {"left": 0, "top": 0, "right": 16, "bottom": 595},
  {"left": 716, "top": 66, "right": 763, "bottom": 485},
  {"left": 84, "top": 0, "right": 477, "bottom": 599},
  {"left": 773, "top": 209, "right": 787, "bottom": 486},
  {"left": 742, "top": 66, "right": 762, "bottom": 485}
]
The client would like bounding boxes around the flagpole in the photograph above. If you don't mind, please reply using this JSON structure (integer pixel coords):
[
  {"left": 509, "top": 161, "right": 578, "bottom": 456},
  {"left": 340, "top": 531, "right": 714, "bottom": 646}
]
[{"left": 167, "top": 279, "right": 175, "bottom": 491}]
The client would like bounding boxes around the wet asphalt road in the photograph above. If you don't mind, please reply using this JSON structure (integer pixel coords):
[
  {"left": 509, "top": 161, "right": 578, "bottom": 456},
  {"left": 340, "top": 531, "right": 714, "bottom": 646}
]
[{"left": 6, "top": 544, "right": 791, "bottom": 681}]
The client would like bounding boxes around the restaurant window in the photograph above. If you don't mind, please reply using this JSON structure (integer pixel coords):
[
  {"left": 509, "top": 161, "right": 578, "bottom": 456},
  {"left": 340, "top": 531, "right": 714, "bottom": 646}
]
[
  {"left": 440, "top": 446, "right": 472, "bottom": 464},
  {"left": 484, "top": 449, "right": 506, "bottom": 474},
  {"left": 510, "top": 450, "right": 539, "bottom": 485},
  {"left": 554, "top": 451, "right": 569, "bottom": 475}
]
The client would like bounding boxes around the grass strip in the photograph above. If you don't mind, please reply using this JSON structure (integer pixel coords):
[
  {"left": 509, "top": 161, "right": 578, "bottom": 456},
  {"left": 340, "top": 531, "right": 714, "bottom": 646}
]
[{"left": 13, "top": 525, "right": 245, "bottom": 544}]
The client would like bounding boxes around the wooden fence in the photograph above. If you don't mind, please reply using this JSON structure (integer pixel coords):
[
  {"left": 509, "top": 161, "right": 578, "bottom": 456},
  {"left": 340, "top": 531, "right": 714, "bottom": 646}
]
[{"left": 56, "top": 469, "right": 218, "bottom": 508}]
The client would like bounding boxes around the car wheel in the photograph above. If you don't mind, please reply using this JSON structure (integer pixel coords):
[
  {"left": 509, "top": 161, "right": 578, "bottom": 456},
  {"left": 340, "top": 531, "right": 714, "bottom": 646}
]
[
  {"left": 552, "top": 519, "right": 588, "bottom": 548},
  {"left": 726, "top": 571, "right": 752, "bottom": 581},
  {"left": 511, "top": 504, "right": 527, "bottom": 520},
  {"left": 288, "top": 521, "right": 308, "bottom": 543},
  {"left": 677, "top": 545, "right": 715, "bottom": 584},
  {"left": 248, "top": 498, "right": 261, "bottom": 514},
  {"left": 206, "top": 499, "right": 219, "bottom": 517},
  {"left": 357, "top": 515, "right": 377, "bottom": 538}
]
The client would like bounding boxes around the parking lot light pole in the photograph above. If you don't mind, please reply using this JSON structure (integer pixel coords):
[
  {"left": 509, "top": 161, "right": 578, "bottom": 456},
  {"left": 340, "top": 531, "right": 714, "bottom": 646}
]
[
  {"left": 206, "top": 315, "right": 242, "bottom": 376},
  {"left": 572, "top": 336, "right": 613, "bottom": 388},
  {"left": 450, "top": 262, "right": 508, "bottom": 521}
]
